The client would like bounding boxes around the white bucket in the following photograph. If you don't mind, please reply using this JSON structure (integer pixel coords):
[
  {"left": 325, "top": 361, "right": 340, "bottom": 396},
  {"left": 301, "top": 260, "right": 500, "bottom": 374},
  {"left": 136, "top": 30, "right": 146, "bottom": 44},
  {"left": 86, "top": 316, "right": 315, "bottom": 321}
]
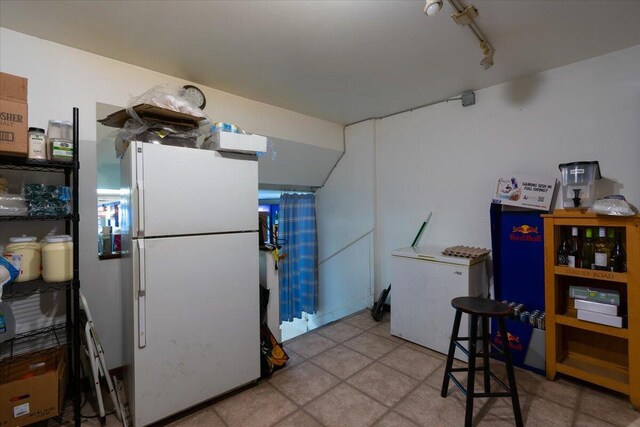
[
  {"left": 41, "top": 235, "right": 73, "bottom": 283},
  {"left": 3, "top": 236, "right": 41, "bottom": 282}
]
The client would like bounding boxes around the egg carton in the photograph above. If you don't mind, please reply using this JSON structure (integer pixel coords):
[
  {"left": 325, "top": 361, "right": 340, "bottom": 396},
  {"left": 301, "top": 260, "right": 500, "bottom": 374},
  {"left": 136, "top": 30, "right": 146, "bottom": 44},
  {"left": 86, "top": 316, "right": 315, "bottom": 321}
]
[{"left": 442, "top": 245, "right": 491, "bottom": 259}]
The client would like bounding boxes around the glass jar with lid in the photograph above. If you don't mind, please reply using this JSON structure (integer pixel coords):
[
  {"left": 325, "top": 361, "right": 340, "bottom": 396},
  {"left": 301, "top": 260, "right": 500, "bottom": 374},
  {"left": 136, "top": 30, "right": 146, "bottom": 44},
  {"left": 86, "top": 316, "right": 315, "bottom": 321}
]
[{"left": 27, "top": 127, "right": 47, "bottom": 160}]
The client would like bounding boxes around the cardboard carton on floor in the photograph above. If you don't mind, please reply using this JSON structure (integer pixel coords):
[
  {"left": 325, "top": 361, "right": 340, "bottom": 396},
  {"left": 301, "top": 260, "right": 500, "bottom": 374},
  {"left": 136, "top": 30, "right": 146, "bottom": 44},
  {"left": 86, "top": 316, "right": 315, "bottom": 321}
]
[
  {"left": 0, "top": 72, "right": 28, "bottom": 157},
  {"left": 0, "top": 347, "right": 66, "bottom": 427}
]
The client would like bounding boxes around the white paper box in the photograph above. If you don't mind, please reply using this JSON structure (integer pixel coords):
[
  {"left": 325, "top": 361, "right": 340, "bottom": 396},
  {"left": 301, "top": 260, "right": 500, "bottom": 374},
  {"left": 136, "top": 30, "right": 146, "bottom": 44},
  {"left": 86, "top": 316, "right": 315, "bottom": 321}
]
[
  {"left": 577, "top": 309, "right": 623, "bottom": 328},
  {"left": 212, "top": 131, "right": 267, "bottom": 154},
  {"left": 574, "top": 299, "right": 618, "bottom": 316}
]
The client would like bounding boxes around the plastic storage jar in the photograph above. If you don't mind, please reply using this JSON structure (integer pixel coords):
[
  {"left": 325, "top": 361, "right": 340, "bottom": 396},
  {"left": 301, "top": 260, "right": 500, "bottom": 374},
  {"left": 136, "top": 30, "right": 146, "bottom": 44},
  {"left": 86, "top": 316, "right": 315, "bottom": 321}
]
[
  {"left": 3, "top": 236, "right": 41, "bottom": 282},
  {"left": 27, "top": 127, "right": 47, "bottom": 160},
  {"left": 41, "top": 235, "right": 73, "bottom": 283}
]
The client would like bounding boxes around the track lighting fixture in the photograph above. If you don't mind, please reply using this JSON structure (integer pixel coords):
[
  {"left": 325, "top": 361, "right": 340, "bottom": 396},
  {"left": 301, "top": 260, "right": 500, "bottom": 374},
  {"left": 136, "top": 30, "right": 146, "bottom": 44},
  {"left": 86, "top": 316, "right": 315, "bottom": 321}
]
[
  {"left": 480, "top": 40, "right": 495, "bottom": 70},
  {"left": 424, "top": 0, "right": 443, "bottom": 16},
  {"left": 423, "top": 0, "right": 495, "bottom": 70}
]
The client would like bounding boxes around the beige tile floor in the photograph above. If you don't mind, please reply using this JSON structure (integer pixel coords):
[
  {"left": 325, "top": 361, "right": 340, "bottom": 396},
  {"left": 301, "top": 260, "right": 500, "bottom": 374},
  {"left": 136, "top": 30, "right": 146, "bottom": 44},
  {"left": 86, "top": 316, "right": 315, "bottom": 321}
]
[{"left": 78, "top": 311, "right": 640, "bottom": 426}]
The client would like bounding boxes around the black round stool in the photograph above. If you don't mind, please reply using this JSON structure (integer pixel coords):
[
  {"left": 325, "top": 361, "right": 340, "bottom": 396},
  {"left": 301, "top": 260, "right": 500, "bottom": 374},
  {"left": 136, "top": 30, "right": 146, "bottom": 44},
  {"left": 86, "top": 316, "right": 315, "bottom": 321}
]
[{"left": 441, "top": 297, "right": 523, "bottom": 427}]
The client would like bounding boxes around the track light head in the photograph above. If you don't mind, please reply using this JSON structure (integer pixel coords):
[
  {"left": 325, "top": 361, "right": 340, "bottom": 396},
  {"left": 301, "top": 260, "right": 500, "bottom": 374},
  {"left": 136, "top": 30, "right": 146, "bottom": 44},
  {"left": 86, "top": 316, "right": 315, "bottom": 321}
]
[
  {"left": 424, "top": 0, "right": 443, "bottom": 16},
  {"left": 480, "top": 41, "right": 495, "bottom": 70}
]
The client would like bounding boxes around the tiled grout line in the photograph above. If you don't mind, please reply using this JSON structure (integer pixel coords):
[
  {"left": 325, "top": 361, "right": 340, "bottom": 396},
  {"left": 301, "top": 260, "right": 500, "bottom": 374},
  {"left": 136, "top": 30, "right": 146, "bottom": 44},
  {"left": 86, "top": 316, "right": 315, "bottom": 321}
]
[
  {"left": 278, "top": 337, "right": 575, "bottom": 425},
  {"left": 290, "top": 320, "right": 447, "bottom": 426},
  {"left": 243, "top": 318, "right": 567, "bottom": 427},
  {"left": 156, "top": 315, "right": 635, "bottom": 427},
  {"left": 570, "top": 387, "right": 583, "bottom": 427},
  {"left": 258, "top": 316, "right": 629, "bottom": 427},
  {"left": 280, "top": 319, "right": 405, "bottom": 426}
]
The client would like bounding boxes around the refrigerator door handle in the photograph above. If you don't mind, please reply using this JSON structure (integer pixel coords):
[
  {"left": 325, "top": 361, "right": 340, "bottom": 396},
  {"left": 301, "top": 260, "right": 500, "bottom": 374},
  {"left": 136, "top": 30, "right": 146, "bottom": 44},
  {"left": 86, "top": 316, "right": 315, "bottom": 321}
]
[
  {"left": 136, "top": 144, "right": 145, "bottom": 237},
  {"left": 137, "top": 180, "right": 145, "bottom": 237},
  {"left": 138, "top": 240, "right": 147, "bottom": 348}
]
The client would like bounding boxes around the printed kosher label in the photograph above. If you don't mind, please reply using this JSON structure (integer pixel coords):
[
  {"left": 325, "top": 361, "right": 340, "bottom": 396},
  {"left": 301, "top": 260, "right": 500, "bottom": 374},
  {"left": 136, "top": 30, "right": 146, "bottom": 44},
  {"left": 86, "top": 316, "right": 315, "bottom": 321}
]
[{"left": 13, "top": 402, "right": 29, "bottom": 418}]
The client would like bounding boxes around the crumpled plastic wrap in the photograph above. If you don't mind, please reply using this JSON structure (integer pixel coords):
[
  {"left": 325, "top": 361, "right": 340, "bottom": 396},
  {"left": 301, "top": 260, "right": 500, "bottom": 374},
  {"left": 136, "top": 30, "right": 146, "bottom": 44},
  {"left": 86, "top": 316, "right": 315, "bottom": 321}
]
[
  {"left": 23, "top": 184, "right": 71, "bottom": 217},
  {"left": 0, "top": 194, "right": 27, "bottom": 216},
  {"left": 116, "top": 85, "right": 211, "bottom": 150},
  {"left": 130, "top": 85, "right": 206, "bottom": 119},
  {"left": 122, "top": 84, "right": 211, "bottom": 141},
  {"left": 588, "top": 195, "right": 637, "bottom": 216}
]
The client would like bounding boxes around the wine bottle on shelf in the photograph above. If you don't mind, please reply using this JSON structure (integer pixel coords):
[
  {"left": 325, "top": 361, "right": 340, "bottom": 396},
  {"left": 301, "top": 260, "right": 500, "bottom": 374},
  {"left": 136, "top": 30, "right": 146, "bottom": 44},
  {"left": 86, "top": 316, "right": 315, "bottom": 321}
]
[
  {"left": 610, "top": 231, "right": 626, "bottom": 273},
  {"left": 567, "top": 226, "right": 581, "bottom": 268},
  {"left": 594, "top": 227, "right": 610, "bottom": 271},
  {"left": 557, "top": 229, "right": 570, "bottom": 266},
  {"left": 582, "top": 227, "right": 595, "bottom": 269}
]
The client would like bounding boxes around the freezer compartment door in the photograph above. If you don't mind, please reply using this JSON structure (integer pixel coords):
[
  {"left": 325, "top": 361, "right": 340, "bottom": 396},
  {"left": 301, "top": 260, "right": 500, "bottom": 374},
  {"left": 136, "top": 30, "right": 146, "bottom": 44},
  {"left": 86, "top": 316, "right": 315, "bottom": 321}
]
[
  {"left": 128, "top": 141, "right": 258, "bottom": 238},
  {"left": 131, "top": 232, "right": 259, "bottom": 426}
]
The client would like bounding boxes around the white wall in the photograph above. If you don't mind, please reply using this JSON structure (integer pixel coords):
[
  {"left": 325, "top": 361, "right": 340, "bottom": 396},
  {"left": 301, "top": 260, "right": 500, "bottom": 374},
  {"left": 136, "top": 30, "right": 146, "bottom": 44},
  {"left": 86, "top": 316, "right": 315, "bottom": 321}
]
[
  {"left": 373, "top": 45, "right": 640, "bottom": 296},
  {"left": 0, "top": 28, "right": 343, "bottom": 368},
  {"left": 314, "top": 121, "right": 375, "bottom": 325}
]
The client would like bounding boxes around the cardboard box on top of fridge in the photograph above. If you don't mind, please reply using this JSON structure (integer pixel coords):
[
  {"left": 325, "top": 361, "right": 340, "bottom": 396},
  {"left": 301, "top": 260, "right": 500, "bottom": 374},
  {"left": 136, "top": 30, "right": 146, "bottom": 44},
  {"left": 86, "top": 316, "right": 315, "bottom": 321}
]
[
  {"left": 98, "top": 104, "right": 204, "bottom": 129},
  {"left": 0, "top": 347, "right": 66, "bottom": 427},
  {"left": 0, "top": 72, "right": 28, "bottom": 157},
  {"left": 211, "top": 130, "right": 267, "bottom": 155}
]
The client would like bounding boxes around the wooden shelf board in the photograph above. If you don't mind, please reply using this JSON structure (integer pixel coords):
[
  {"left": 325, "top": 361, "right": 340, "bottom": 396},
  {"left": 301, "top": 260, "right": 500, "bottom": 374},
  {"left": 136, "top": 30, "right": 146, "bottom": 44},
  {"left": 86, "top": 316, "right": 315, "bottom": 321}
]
[
  {"left": 557, "top": 352, "right": 629, "bottom": 394},
  {"left": 541, "top": 209, "right": 640, "bottom": 227},
  {"left": 554, "top": 266, "right": 627, "bottom": 283},
  {"left": 556, "top": 314, "right": 628, "bottom": 338}
]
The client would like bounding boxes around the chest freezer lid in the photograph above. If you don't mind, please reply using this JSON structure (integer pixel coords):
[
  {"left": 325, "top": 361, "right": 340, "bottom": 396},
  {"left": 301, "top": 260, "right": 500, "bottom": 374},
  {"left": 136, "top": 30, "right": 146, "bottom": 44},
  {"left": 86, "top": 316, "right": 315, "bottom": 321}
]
[{"left": 391, "top": 246, "right": 485, "bottom": 266}]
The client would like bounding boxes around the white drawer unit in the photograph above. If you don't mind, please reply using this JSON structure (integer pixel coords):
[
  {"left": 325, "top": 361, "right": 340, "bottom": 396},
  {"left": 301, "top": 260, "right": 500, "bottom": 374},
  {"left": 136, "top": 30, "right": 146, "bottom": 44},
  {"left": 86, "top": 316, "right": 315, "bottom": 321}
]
[{"left": 390, "top": 247, "right": 488, "bottom": 361}]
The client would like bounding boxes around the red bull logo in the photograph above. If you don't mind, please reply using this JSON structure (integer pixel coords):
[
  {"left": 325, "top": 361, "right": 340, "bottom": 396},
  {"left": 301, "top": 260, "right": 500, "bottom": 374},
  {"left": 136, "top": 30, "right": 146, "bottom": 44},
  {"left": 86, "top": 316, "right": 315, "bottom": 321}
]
[
  {"left": 512, "top": 224, "right": 538, "bottom": 234},
  {"left": 509, "top": 224, "right": 542, "bottom": 243},
  {"left": 495, "top": 330, "right": 523, "bottom": 351}
]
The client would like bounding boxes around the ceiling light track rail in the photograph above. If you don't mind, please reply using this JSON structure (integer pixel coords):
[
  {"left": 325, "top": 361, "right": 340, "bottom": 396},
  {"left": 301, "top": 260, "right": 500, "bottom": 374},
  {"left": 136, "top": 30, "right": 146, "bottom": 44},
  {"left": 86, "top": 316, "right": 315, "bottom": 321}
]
[{"left": 425, "top": 0, "right": 495, "bottom": 69}]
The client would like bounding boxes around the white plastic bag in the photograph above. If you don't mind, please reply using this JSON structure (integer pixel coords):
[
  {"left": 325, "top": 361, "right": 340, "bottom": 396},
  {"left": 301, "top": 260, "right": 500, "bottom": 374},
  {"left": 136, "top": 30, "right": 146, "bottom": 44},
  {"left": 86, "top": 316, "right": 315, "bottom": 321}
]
[{"left": 588, "top": 195, "right": 636, "bottom": 216}]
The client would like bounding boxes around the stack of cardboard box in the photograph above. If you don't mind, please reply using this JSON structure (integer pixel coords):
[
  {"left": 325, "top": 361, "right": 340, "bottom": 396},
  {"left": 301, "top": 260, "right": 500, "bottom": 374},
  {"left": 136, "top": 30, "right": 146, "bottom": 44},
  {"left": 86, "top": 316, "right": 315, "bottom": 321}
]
[
  {"left": 570, "top": 285, "right": 623, "bottom": 328},
  {"left": 0, "top": 72, "right": 28, "bottom": 157}
]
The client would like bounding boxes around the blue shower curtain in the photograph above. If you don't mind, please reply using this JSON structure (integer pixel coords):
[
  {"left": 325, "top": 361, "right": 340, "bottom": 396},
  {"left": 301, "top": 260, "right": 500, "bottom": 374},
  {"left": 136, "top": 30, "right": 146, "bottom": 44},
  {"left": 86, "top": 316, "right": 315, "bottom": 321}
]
[{"left": 279, "top": 193, "right": 318, "bottom": 323}]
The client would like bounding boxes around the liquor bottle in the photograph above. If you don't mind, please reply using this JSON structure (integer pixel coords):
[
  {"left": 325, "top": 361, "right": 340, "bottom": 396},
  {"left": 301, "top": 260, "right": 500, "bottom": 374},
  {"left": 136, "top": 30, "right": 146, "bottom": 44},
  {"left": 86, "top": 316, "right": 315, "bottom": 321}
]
[
  {"left": 594, "top": 227, "right": 610, "bottom": 271},
  {"left": 557, "top": 229, "right": 570, "bottom": 266},
  {"left": 607, "top": 228, "right": 616, "bottom": 253},
  {"left": 581, "top": 228, "right": 595, "bottom": 269},
  {"left": 610, "top": 231, "right": 626, "bottom": 273},
  {"left": 567, "top": 226, "right": 581, "bottom": 268}
]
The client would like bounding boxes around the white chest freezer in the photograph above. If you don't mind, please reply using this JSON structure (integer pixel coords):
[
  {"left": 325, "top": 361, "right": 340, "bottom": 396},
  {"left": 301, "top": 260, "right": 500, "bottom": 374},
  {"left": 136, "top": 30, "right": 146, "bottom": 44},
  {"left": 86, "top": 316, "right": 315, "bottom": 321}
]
[{"left": 390, "top": 246, "right": 488, "bottom": 361}]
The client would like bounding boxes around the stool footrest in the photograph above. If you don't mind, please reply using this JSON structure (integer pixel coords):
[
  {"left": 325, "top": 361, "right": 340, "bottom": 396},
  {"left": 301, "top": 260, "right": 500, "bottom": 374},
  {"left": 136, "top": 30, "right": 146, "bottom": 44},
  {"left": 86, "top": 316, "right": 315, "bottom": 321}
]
[
  {"left": 473, "top": 392, "right": 512, "bottom": 398},
  {"left": 447, "top": 372, "right": 513, "bottom": 398},
  {"left": 446, "top": 370, "right": 511, "bottom": 394},
  {"left": 454, "top": 341, "right": 470, "bottom": 357},
  {"left": 455, "top": 336, "right": 489, "bottom": 342}
]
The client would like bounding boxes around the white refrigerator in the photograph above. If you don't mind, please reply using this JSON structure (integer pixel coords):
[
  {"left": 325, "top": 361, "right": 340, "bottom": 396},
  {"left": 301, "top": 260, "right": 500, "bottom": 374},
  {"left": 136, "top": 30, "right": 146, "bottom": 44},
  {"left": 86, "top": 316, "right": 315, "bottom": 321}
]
[{"left": 120, "top": 141, "right": 260, "bottom": 426}]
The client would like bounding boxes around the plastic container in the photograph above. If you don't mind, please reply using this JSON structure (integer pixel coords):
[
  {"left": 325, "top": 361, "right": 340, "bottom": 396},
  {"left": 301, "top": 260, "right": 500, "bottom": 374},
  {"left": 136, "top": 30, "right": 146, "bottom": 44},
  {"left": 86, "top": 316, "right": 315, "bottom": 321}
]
[
  {"left": 41, "top": 235, "right": 73, "bottom": 283},
  {"left": 3, "top": 236, "right": 41, "bottom": 282},
  {"left": 0, "top": 302, "right": 16, "bottom": 343},
  {"left": 49, "top": 138, "right": 74, "bottom": 162},
  {"left": 558, "top": 161, "right": 601, "bottom": 209},
  {"left": 47, "top": 120, "right": 72, "bottom": 140},
  {"left": 28, "top": 127, "right": 47, "bottom": 160}
]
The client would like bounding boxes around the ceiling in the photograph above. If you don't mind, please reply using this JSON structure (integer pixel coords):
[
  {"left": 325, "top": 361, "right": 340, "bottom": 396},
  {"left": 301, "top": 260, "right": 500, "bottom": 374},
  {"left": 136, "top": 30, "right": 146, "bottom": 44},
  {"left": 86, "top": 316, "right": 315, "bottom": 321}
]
[{"left": 2, "top": 1, "right": 640, "bottom": 125}]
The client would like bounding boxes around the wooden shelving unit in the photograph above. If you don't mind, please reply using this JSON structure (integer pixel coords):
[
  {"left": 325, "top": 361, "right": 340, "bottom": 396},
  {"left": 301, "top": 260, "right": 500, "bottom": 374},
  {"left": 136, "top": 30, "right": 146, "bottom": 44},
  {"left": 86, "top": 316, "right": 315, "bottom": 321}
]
[{"left": 543, "top": 209, "right": 639, "bottom": 409}]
